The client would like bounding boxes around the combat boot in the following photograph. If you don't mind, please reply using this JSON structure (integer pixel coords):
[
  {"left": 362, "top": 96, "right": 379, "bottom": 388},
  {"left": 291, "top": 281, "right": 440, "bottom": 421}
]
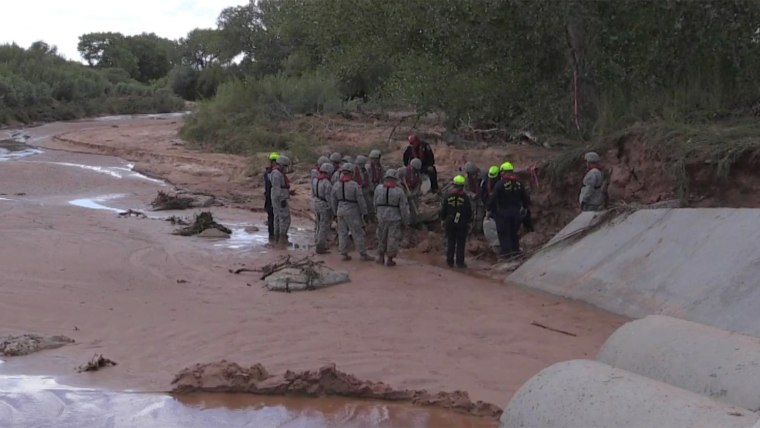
[
  {"left": 360, "top": 253, "right": 374, "bottom": 262},
  {"left": 376, "top": 254, "right": 385, "bottom": 265},
  {"left": 386, "top": 257, "right": 396, "bottom": 267}
]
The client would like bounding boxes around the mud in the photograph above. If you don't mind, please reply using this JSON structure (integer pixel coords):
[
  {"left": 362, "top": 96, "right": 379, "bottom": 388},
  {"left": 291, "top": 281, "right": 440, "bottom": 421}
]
[
  {"left": 0, "top": 335, "right": 74, "bottom": 357},
  {"left": 0, "top": 114, "right": 624, "bottom": 416},
  {"left": 172, "top": 361, "right": 503, "bottom": 418}
]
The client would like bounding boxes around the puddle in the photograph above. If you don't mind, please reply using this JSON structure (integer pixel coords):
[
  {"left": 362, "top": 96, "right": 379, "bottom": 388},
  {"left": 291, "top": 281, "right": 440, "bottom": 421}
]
[
  {"left": 68, "top": 194, "right": 127, "bottom": 213},
  {"left": 0, "top": 139, "right": 43, "bottom": 161},
  {"left": 216, "top": 225, "right": 313, "bottom": 252},
  {"left": 0, "top": 375, "right": 493, "bottom": 428}
]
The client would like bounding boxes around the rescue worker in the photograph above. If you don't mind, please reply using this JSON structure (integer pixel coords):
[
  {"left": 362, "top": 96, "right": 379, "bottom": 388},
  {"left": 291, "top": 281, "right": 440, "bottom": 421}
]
[
  {"left": 487, "top": 162, "right": 530, "bottom": 258},
  {"left": 270, "top": 155, "right": 292, "bottom": 245},
  {"left": 464, "top": 161, "right": 483, "bottom": 234},
  {"left": 403, "top": 134, "right": 438, "bottom": 193},
  {"left": 367, "top": 149, "right": 384, "bottom": 220},
  {"left": 329, "top": 152, "right": 342, "bottom": 184},
  {"left": 311, "top": 155, "right": 330, "bottom": 189},
  {"left": 404, "top": 158, "right": 423, "bottom": 224},
  {"left": 368, "top": 150, "right": 384, "bottom": 189},
  {"left": 354, "top": 155, "right": 373, "bottom": 220},
  {"left": 264, "top": 152, "right": 280, "bottom": 240},
  {"left": 480, "top": 165, "right": 500, "bottom": 205},
  {"left": 440, "top": 175, "right": 473, "bottom": 268},
  {"left": 331, "top": 163, "right": 373, "bottom": 261},
  {"left": 312, "top": 162, "right": 335, "bottom": 254},
  {"left": 374, "top": 169, "right": 410, "bottom": 266},
  {"left": 579, "top": 151, "right": 605, "bottom": 211}
]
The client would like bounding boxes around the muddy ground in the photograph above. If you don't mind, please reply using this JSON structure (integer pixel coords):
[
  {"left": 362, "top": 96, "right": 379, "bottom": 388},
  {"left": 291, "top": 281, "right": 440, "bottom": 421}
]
[{"left": 0, "top": 115, "right": 625, "bottom": 416}]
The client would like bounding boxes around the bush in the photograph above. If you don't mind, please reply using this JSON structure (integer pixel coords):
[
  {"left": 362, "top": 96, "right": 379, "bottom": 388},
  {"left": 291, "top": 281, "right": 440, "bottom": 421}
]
[
  {"left": 180, "top": 73, "right": 342, "bottom": 157},
  {"left": 0, "top": 43, "right": 185, "bottom": 125}
]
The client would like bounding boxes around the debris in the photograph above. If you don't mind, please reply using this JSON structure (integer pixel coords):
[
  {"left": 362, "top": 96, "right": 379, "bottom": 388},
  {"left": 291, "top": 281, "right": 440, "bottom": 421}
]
[
  {"left": 177, "top": 279, "right": 188, "bottom": 284},
  {"left": 151, "top": 191, "right": 194, "bottom": 211},
  {"left": 173, "top": 211, "right": 231, "bottom": 236},
  {"left": 77, "top": 354, "right": 117, "bottom": 372},
  {"left": 171, "top": 361, "right": 502, "bottom": 419},
  {"left": 530, "top": 321, "right": 577, "bottom": 337},
  {"left": 233, "top": 256, "right": 350, "bottom": 292},
  {"left": 118, "top": 209, "right": 147, "bottom": 219},
  {"left": 1, "top": 334, "right": 75, "bottom": 356},
  {"left": 165, "top": 215, "right": 190, "bottom": 226}
]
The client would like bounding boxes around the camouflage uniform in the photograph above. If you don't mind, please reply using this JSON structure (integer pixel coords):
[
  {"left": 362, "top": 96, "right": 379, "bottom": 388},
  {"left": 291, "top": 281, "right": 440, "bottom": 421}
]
[
  {"left": 374, "top": 169, "right": 410, "bottom": 265},
  {"left": 354, "top": 155, "right": 373, "bottom": 219},
  {"left": 330, "top": 164, "right": 371, "bottom": 260},
  {"left": 580, "top": 152, "right": 605, "bottom": 211},
  {"left": 312, "top": 162, "right": 334, "bottom": 253},
  {"left": 269, "top": 158, "right": 291, "bottom": 242}
]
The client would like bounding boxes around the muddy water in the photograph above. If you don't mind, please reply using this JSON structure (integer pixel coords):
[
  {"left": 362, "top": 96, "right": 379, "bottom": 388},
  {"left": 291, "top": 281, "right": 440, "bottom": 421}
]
[
  {"left": 3, "top": 117, "right": 493, "bottom": 427},
  {"left": 0, "top": 375, "right": 494, "bottom": 428}
]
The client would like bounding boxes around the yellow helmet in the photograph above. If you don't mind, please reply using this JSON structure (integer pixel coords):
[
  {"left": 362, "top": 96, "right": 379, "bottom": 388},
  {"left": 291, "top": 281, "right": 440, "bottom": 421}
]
[
  {"left": 488, "top": 165, "right": 499, "bottom": 178},
  {"left": 500, "top": 161, "right": 514, "bottom": 172},
  {"left": 452, "top": 175, "right": 466, "bottom": 185},
  {"left": 268, "top": 152, "right": 281, "bottom": 161}
]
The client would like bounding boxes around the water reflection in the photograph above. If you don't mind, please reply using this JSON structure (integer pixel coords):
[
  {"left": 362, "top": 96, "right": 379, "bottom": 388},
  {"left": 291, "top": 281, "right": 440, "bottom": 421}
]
[{"left": 0, "top": 376, "right": 495, "bottom": 428}]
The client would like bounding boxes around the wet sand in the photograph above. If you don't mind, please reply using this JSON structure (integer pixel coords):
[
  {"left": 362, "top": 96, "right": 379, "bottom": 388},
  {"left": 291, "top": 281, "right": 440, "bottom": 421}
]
[{"left": 0, "top": 117, "right": 625, "bottom": 420}]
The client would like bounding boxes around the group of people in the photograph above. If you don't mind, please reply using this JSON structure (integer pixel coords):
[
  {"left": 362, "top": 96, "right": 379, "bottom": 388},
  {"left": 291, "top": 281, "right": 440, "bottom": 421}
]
[{"left": 264, "top": 132, "right": 606, "bottom": 269}]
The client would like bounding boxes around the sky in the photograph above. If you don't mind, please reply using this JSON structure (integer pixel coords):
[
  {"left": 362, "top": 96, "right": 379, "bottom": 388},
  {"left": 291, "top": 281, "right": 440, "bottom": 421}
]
[{"left": 0, "top": 0, "right": 248, "bottom": 61}]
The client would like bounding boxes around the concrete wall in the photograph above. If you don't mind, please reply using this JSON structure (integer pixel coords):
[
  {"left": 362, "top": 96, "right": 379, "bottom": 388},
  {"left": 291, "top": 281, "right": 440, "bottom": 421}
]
[
  {"left": 508, "top": 208, "right": 760, "bottom": 336},
  {"left": 500, "top": 359, "right": 759, "bottom": 428},
  {"left": 598, "top": 315, "right": 760, "bottom": 411}
]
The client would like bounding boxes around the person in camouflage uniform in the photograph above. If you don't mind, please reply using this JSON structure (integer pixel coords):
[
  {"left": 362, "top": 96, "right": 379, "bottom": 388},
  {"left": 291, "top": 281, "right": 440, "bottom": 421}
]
[
  {"left": 331, "top": 163, "right": 373, "bottom": 261},
  {"left": 579, "top": 152, "right": 606, "bottom": 211},
  {"left": 374, "top": 169, "right": 410, "bottom": 266},
  {"left": 354, "top": 155, "right": 373, "bottom": 221},
  {"left": 312, "top": 162, "right": 335, "bottom": 254},
  {"left": 329, "top": 152, "right": 342, "bottom": 184},
  {"left": 269, "top": 155, "right": 292, "bottom": 245}
]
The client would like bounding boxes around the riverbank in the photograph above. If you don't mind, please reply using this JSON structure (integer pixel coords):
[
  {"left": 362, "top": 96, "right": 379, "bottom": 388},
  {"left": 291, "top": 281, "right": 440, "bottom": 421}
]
[{"left": 0, "top": 115, "right": 625, "bottom": 422}]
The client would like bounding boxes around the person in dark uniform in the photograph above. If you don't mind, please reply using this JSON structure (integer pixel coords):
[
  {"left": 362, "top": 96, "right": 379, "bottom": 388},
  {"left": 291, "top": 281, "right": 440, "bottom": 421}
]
[
  {"left": 440, "top": 175, "right": 473, "bottom": 268},
  {"left": 487, "top": 162, "right": 530, "bottom": 258},
  {"left": 264, "top": 152, "right": 280, "bottom": 240},
  {"left": 403, "top": 134, "right": 438, "bottom": 193}
]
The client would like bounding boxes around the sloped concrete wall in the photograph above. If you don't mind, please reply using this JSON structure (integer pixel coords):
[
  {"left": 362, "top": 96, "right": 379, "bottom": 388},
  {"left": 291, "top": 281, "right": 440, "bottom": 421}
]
[
  {"left": 598, "top": 315, "right": 760, "bottom": 411},
  {"left": 500, "top": 360, "right": 759, "bottom": 428},
  {"left": 509, "top": 208, "right": 760, "bottom": 336}
]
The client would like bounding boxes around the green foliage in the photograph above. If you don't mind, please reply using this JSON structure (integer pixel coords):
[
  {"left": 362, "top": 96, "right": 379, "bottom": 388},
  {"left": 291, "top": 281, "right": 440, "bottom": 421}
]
[
  {"left": 78, "top": 32, "right": 177, "bottom": 83},
  {"left": 180, "top": 73, "right": 342, "bottom": 158},
  {"left": 0, "top": 43, "right": 184, "bottom": 125}
]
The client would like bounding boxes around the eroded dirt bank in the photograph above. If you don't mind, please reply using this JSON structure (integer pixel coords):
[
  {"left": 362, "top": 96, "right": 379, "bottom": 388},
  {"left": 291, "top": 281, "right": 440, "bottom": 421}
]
[
  {"left": 172, "top": 361, "right": 502, "bottom": 418},
  {"left": 0, "top": 115, "right": 625, "bottom": 412}
]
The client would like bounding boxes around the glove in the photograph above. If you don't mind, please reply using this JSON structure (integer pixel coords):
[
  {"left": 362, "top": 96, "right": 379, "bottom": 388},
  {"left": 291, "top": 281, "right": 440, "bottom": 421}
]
[{"left": 280, "top": 200, "right": 287, "bottom": 209}]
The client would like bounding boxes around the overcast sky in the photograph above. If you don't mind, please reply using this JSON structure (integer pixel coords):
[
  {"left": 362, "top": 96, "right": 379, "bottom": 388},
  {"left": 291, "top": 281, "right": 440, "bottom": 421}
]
[{"left": 0, "top": 0, "right": 247, "bottom": 61}]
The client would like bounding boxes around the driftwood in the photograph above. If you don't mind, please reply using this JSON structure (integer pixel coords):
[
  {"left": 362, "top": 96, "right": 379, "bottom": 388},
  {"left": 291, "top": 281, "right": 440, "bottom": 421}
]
[
  {"left": 118, "top": 209, "right": 147, "bottom": 219},
  {"left": 151, "top": 191, "right": 194, "bottom": 211},
  {"left": 531, "top": 321, "right": 577, "bottom": 337},
  {"left": 173, "top": 211, "right": 231, "bottom": 236},
  {"left": 77, "top": 354, "right": 117, "bottom": 372}
]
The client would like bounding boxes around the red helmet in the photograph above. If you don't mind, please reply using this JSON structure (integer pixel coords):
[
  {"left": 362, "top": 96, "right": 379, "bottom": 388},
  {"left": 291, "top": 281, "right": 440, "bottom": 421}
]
[{"left": 408, "top": 134, "right": 420, "bottom": 145}]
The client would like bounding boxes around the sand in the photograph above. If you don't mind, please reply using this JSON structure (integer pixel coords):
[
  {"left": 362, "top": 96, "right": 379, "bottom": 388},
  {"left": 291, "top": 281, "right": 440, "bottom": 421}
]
[{"left": 0, "top": 116, "right": 625, "bottom": 410}]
